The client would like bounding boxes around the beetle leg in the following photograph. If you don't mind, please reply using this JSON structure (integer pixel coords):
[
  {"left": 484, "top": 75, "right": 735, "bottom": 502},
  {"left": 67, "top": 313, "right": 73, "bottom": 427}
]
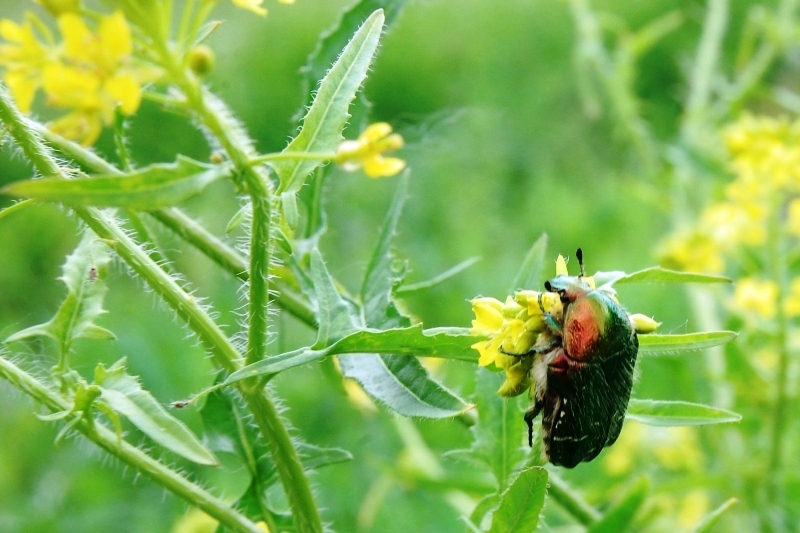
[
  {"left": 542, "top": 313, "right": 563, "bottom": 335},
  {"left": 524, "top": 401, "right": 543, "bottom": 447}
]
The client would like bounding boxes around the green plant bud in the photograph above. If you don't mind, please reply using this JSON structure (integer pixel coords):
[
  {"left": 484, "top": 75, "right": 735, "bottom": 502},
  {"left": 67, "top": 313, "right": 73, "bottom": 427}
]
[{"left": 188, "top": 45, "right": 215, "bottom": 76}]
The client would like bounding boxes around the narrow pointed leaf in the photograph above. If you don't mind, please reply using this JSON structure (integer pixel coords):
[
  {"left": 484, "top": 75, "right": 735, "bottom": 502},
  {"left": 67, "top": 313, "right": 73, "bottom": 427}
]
[
  {"left": 309, "top": 249, "right": 359, "bottom": 346},
  {"left": 339, "top": 353, "right": 470, "bottom": 418},
  {"left": 693, "top": 498, "right": 738, "bottom": 533},
  {"left": 332, "top": 325, "right": 480, "bottom": 361},
  {"left": 2, "top": 156, "right": 230, "bottom": 209},
  {"left": 361, "top": 171, "right": 411, "bottom": 329},
  {"left": 626, "top": 399, "right": 742, "bottom": 426},
  {"left": 488, "top": 467, "right": 548, "bottom": 533},
  {"left": 299, "top": 1, "right": 409, "bottom": 111},
  {"left": 5, "top": 230, "right": 114, "bottom": 349},
  {"left": 510, "top": 233, "right": 548, "bottom": 292},
  {"left": 297, "top": 442, "right": 353, "bottom": 470},
  {"left": 273, "top": 10, "right": 385, "bottom": 193},
  {"left": 594, "top": 267, "right": 731, "bottom": 287},
  {"left": 587, "top": 477, "right": 649, "bottom": 533},
  {"left": 397, "top": 256, "right": 480, "bottom": 295},
  {"left": 224, "top": 326, "right": 480, "bottom": 386},
  {"left": 638, "top": 331, "right": 737, "bottom": 353},
  {"left": 97, "top": 360, "right": 218, "bottom": 466}
]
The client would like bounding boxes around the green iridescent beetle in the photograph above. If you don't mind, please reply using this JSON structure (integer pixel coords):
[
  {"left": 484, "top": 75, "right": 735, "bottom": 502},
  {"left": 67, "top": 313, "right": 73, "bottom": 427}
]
[{"left": 525, "top": 249, "right": 639, "bottom": 468}]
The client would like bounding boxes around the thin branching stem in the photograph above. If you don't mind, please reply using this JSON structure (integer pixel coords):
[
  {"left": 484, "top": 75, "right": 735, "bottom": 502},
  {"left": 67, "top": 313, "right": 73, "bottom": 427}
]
[{"left": 0, "top": 354, "right": 264, "bottom": 533}]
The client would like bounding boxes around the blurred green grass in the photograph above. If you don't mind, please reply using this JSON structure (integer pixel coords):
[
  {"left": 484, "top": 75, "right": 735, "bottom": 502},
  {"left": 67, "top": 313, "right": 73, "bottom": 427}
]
[{"left": 0, "top": 0, "right": 770, "bottom": 531}]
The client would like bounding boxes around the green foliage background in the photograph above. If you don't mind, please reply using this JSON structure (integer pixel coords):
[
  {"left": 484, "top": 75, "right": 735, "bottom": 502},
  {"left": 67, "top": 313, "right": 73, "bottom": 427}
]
[{"left": 0, "top": 0, "right": 791, "bottom": 531}]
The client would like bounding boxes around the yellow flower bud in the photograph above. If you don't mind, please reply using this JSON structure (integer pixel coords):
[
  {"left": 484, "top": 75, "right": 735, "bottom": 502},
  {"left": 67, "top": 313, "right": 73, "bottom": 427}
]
[
  {"left": 555, "top": 255, "right": 569, "bottom": 276},
  {"left": 497, "top": 363, "right": 531, "bottom": 397},
  {"left": 470, "top": 297, "right": 504, "bottom": 336},
  {"left": 188, "top": 45, "right": 215, "bottom": 76},
  {"left": 629, "top": 314, "right": 660, "bottom": 334}
]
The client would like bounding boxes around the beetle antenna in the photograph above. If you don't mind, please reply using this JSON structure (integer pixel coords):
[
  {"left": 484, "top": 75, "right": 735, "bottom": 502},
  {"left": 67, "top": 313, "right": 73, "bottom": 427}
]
[{"left": 576, "top": 248, "right": 585, "bottom": 277}]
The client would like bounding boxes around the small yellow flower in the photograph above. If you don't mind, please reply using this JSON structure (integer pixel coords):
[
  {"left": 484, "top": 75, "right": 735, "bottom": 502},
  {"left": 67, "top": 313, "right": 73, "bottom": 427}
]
[
  {"left": 783, "top": 277, "right": 800, "bottom": 318},
  {"left": 231, "top": 0, "right": 268, "bottom": 16},
  {"left": 336, "top": 122, "right": 406, "bottom": 178},
  {"left": 0, "top": 17, "right": 53, "bottom": 113},
  {"left": 677, "top": 490, "right": 710, "bottom": 530},
  {"left": 731, "top": 277, "right": 778, "bottom": 320},
  {"left": 469, "top": 297, "right": 504, "bottom": 336}
]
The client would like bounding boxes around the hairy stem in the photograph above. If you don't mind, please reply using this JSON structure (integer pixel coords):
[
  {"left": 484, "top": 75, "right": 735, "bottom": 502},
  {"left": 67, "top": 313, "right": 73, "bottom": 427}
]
[
  {"left": 546, "top": 472, "right": 601, "bottom": 526},
  {"left": 0, "top": 354, "right": 263, "bottom": 533}
]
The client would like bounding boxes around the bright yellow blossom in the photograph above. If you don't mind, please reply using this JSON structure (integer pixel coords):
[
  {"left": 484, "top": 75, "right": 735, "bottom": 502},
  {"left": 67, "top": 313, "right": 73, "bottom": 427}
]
[
  {"left": 39, "top": 12, "right": 149, "bottom": 145},
  {"left": 0, "top": 17, "right": 53, "bottom": 113},
  {"left": 336, "top": 122, "right": 406, "bottom": 178},
  {"left": 731, "top": 277, "right": 778, "bottom": 320},
  {"left": 783, "top": 277, "right": 800, "bottom": 318}
]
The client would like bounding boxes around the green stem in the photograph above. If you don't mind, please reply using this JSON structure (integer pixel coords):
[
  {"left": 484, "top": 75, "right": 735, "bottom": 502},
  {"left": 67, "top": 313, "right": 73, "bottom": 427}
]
[
  {"left": 243, "top": 390, "right": 323, "bottom": 533},
  {"left": 151, "top": 37, "right": 323, "bottom": 533},
  {"left": 249, "top": 151, "right": 336, "bottom": 165},
  {"left": 546, "top": 472, "right": 601, "bottom": 526},
  {"left": 34, "top": 124, "right": 317, "bottom": 328},
  {"left": 0, "top": 85, "right": 243, "bottom": 375},
  {"left": 766, "top": 203, "right": 791, "bottom": 505},
  {"left": 686, "top": 0, "right": 728, "bottom": 116},
  {"left": 0, "top": 354, "right": 263, "bottom": 533}
]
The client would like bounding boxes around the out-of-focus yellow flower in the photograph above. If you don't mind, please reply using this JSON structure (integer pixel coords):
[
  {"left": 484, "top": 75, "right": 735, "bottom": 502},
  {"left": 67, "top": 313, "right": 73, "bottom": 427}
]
[
  {"left": 602, "top": 422, "right": 644, "bottom": 476},
  {"left": 731, "top": 277, "right": 778, "bottom": 320},
  {"left": 678, "top": 490, "right": 710, "bottom": 530},
  {"left": 39, "top": 11, "right": 149, "bottom": 145},
  {"left": 657, "top": 229, "right": 725, "bottom": 274},
  {"left": 231, "top": 0, "right": 267, "bottom": 16},
  {"left": 336, "top": 122, "right": 406, "bottom": 178},
  {"left": 603, "top": 424, "right": 703, "bottom": 475},
  {"left": 170, "top": 508, "right": 218, "bottom": 533},
  {"left": 0, "top": 17, "right": 53, "bottom": 112},
  {"left": 783, "top": 277, "right": 800, "bottom": 318}
]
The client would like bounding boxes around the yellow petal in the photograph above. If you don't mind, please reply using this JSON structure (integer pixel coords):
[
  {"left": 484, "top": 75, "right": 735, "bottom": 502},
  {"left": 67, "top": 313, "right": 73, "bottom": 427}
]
[
  {"left": 472, "top": 339, "right": 500, "bottom": 367},
  {"left": 48, "top": 110, "right": 102, "bottom": 146},
  {"left": 363, "top": 155, "right": 406, "bottom": 178},
  {"left": 43, "top": 62, "right": 101, "bottom": 109},
  {"left": 360, "top": 122, "right": 392, "bottom": 143},
  {"left": 555, "top": 255, "right": 568, "bottom": 276},
  {"left": 58, "top": 13, "right": 92, "bottom": 61},
  {"left": 497, "top": 363, "right": 531, "bottom": 397},
  {"left": 3, "top": 70, "right": 37, "bottom": 112},
  {"left": 0, "top": 20, "right": 24, "bottom": 43},
  {"left": 230, "top": 0, "right": 267, "bottom": 16},
  {"left": 98, "top": 12, "right": 132, "bottom": 61},
  {"left": 104, "top": 74, "right": 141, "bottom": 115}
]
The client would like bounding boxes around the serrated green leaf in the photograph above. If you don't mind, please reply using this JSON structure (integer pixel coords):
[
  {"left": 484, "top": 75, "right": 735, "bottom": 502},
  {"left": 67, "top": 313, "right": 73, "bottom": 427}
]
[
  {"left": 224, "top": 326, "right": 480, "bottom": 386},
  {"left": 594, "top": 267, "right": 731, "bottom": 287},
  {"left": 309, "top": 249, "right": 360, "bottom": 346},
  {"left": 588, "top": 477, "right": 649, "bottom": 533},
  {"left": 361, "top": 171, "right": 411, "bottom": 329},
  {"left": 299, "top": 0, "right": 409, "bottom": 112},
  {"left": 5, "top": 230, "right": 114, "bottom": 352},
  {"left": 626, "top": 399, "right": 742, "bottom": 426},
  {"left": 510, "top": 233, "right": 548, "bottom": 292},
  {"left": 638, "top": 331, "right": 737, "bottom": 353},
  {"left": 693, "top": 498, "right": 738, "bottom": 533},
  {"left": 339, "top": 353, "right": 470, "bottom": 418},
  {"left": 333, "top": 325, "right": 480, "bottom": 361},
  {"left": 273, "top": 10, "right": 385, "bottom": 193},
  {"left": 396, "top": 256, "right": 480, "bottom": 295},
  {"left": 2, "top": 156, "right": 229, "bottom": 209},
  {"left": 297, "top": 442, "right": 353, "bottom": 470},
  {"left": 488, "top": 467, "right": 548, "bottom": 533},
  {"left": 96, "top": 359, "right": 218, "bottom": 466}
]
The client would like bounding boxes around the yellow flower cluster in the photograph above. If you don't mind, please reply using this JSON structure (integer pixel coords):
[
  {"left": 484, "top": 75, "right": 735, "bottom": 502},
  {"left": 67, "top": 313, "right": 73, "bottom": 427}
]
[
  {"left": 335, "top": 122, "right": 406, "bottom": 178},
  {"left": 469, "top": 256, "right": 659, "bottom": 396},
  {"left": 659, "top": 115, "right": 800, "bottom": 270},
  {"left": 0, "top": 11, "right": 156, "bottom": 145},
  {"left": 233, "top": 0, "right": 296, "bottom": 16}
]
